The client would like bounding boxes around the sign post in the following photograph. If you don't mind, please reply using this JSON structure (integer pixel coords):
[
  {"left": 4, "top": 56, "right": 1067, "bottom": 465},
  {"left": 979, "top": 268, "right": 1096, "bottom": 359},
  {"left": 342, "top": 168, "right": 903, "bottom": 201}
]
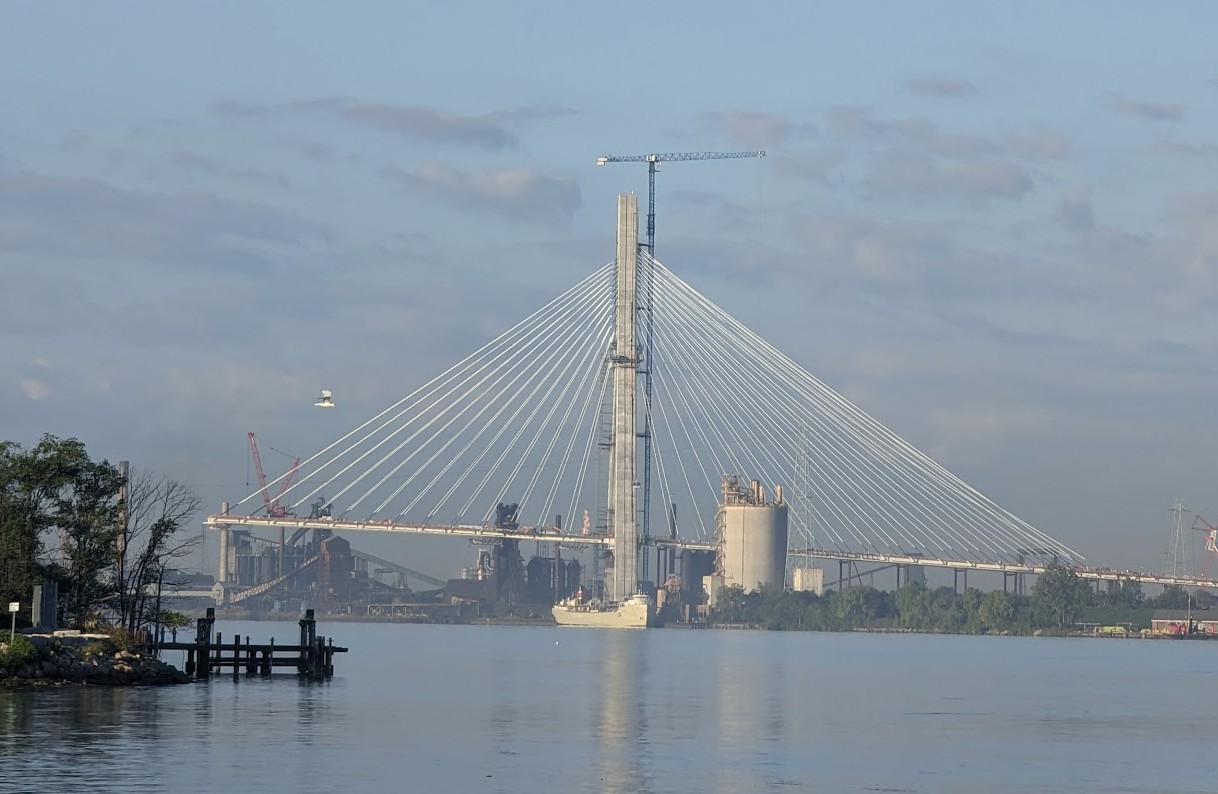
[{"left": 7, "top": 602, "right": 18, "bottom": 639}]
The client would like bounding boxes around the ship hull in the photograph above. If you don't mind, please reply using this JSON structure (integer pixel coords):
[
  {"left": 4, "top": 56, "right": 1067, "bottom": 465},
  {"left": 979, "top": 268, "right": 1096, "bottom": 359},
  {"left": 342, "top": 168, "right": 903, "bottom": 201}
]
[{"left": 552, "top": 597, "right": 653, "bottom": 628}]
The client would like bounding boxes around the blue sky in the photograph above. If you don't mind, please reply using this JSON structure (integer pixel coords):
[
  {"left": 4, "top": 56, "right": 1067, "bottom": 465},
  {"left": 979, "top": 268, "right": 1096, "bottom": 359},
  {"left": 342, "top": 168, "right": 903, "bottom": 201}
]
[{"left": 3, "top": 2, "right": 1218, "bottom": 578}]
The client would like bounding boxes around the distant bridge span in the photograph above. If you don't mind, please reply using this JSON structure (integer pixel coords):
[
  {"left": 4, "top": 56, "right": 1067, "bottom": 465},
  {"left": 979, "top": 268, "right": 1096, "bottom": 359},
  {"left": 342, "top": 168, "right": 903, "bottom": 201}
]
[{"left": 203, "top": 514, "right": 1218, "bottom": 591}]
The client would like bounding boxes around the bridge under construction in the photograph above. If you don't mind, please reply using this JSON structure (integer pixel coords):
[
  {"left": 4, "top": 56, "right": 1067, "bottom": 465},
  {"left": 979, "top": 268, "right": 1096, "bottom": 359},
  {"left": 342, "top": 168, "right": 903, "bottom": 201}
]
[{"left": 204, "top": 193, "right": 1218, "bottom": 616}]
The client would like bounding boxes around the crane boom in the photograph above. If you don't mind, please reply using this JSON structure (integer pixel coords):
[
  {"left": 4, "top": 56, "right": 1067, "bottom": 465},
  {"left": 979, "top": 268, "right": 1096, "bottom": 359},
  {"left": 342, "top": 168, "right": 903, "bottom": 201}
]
[
  {"left": 596, "top": 150, "right": 765, "bottom": 165},
  {"left": 595, "top": 148, "right": 765, "bottom": 585},
  {"left": 247, "top": 432, "right": 299, "bottom": 518}
]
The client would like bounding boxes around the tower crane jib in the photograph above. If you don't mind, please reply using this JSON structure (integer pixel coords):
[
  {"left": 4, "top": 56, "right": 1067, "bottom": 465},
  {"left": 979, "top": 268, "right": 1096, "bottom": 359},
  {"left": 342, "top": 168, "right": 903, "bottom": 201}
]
[{"left": 596, "top": 149, "right": 764, "bottom": 585}]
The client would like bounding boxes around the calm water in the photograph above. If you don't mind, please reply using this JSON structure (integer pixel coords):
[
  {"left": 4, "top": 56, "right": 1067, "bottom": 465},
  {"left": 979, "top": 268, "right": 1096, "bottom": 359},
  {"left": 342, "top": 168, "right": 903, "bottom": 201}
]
[{"left": 1, "top": 622, "right": 1215, "bottom": 793}]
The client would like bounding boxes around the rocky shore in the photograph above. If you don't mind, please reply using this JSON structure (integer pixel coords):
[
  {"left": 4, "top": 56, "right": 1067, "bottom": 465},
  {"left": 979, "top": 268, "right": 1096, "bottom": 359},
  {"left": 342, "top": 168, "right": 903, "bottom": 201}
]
[{"left": 1, "top": 631, "right": 190, "bottom": 687}]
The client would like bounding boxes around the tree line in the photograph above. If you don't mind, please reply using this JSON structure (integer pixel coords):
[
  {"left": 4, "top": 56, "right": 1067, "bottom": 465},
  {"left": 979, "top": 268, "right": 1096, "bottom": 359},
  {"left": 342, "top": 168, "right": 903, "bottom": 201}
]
[
  {"left": 711, "top": 566, "right": 1195, "bottom": 634},
  {"left": 1, "top": 434, "right": 200, "bottom": 636}
]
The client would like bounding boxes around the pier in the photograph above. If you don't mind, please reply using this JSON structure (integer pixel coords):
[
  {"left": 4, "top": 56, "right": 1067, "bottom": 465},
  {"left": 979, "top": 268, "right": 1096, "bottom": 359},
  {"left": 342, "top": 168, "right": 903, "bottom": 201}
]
[{"left": 160, "top": 608, "right": 346, "bottom": 681}]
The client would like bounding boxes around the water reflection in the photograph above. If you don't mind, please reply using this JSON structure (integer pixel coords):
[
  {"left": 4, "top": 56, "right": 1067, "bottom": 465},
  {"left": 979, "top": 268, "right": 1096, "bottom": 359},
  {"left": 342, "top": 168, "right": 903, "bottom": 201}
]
[
  {"left": 0, "top": 688, "right": 166, "bottom": 792},
  {"left": 595, "top": 631, "right": 652, "bottom": 794},
  {"left": 713, "top": 636, "right": 795, "bottom": 792}
]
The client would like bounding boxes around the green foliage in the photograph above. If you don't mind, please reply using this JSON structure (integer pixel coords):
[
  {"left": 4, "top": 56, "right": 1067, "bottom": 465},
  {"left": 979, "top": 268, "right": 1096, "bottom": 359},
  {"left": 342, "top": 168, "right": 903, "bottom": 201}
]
[
  {"left": 0, "top": 434, "right": 123, "bottom": 626},
  {"left": 1148, "top": 585, "right": 1190, "bottom": 610},
  {"left": 977, "top": 589, "right": 1015, "bottom": 631},
  {"left": 0, "top": 633, "right": 39, "bottom": 669},
  {"left": 1031, "top": 565, "right": 1093, "bottom": 628},
  {"left": 708, "top": 569, "right": 1099, "bottom": 635},
  {"left": 94, "top": 625, "right": 138, "bottom": 652},
  {"left": 82, "top": 640, "right": 115, "bottom": 658},
  {"left": 0, "top": 435, "right": 201, "bottom": 636}
]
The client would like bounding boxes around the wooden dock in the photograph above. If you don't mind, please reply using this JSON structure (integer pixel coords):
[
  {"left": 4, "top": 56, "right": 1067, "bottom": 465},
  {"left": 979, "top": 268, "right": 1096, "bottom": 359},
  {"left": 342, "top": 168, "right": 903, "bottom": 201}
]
[{"left": 159, "top": 608, "right": 347, "bottom": 681}]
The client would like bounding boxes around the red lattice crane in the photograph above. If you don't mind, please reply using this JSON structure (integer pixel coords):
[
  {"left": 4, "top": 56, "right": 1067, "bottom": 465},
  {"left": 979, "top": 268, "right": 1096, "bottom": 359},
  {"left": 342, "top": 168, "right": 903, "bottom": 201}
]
[{"left": 247, "top": 432, "right": 300, "bottom": 518}]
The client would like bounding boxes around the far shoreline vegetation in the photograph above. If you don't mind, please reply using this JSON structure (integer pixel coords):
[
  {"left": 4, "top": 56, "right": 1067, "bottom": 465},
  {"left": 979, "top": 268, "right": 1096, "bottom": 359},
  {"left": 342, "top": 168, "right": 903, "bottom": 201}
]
[{"left": 707, "top": 569, "right": 1201, "bottom": 636}]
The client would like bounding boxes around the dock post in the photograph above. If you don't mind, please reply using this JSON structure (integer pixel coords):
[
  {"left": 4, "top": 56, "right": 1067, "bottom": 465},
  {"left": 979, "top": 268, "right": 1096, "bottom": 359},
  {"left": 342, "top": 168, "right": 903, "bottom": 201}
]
[
  {"left": 194, "top": 613, "right": 211, "bottom": 680},
  {"left": 313, "top": 636, "right": 326, "bottom": 681},
  {"left": 185, "top": 648, "right": 196, "bottom": 677},
  {"left": 232, "top": 633, "right": 240, "bottom": 682},
  {"left": 245, "top": 636, "right": 256, "bottom": 676},
  {"left": 298, "top": 610, "right": 315, "bottom": 676}
]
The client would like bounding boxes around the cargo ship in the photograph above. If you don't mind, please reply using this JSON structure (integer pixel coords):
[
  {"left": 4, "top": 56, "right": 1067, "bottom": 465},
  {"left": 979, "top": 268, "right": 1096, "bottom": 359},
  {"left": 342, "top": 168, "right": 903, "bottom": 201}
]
[{"left": 552, "top": 593, "right": 655, "bottom": 628}]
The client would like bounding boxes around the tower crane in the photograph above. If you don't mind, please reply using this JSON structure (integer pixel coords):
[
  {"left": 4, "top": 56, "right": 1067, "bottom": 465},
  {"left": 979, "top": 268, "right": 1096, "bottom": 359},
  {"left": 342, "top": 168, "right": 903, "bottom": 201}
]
[
  {"left": 595, "top": 150, "right": 765, "bottom": 256},
  {"left": 595, "top": 149, "right": 764, "bottom": 584},
  {"left": 247, "top": 432, "right": 301, "bottom": 518}
]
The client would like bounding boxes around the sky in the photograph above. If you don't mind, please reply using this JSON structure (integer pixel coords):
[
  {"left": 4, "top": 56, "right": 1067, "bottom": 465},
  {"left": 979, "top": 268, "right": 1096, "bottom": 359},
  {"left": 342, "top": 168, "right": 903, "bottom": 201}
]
[{"left": 3, "top": 2, "right": 1218, "bottom": 581}]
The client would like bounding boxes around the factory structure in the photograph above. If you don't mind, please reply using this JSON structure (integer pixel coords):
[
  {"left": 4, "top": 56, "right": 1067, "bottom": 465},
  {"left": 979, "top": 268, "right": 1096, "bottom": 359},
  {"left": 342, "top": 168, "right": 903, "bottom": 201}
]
[{"left": 201, "top": 472, "right": 802, "bottom": 624}]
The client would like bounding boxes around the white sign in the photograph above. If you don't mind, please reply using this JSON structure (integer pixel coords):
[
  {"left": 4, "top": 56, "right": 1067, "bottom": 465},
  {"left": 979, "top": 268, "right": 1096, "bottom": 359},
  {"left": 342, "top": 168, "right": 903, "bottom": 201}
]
[{"left": 7, "top": 602, "right": 18, "bottom": 613}]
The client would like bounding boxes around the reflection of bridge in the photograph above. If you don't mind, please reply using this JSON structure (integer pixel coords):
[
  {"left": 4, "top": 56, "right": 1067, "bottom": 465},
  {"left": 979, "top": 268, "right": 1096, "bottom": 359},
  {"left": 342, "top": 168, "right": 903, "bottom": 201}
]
[{"left": 205, "top": 193, "right": 1218, "bottom": 597}]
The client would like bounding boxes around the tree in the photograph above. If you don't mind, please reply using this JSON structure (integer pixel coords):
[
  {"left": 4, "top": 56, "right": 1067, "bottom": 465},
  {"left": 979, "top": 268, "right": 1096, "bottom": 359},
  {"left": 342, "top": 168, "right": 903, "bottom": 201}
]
[
  {"left": 713, "top": 585, "right": 749, "bottom": 623},
  {"left": 51, "top": 452, "right": 124, "bottom": 627},
  {"left": 158, "top": 609, "right": 192, "bottom": 643},
  {"left": 977, "top": 589, "right": 1015, "bottom": 631},
  {"left": 894, "top": 581, "right": 931, "bottom": 629},
  {"left": 0, "top": 435, "right": 123, "bottom": 625},
  {"left": 1107, "top": 579, "right": 1144, "bottom": 610},
  {"left": 835, "top": 586, "right": 877, "bottom": 627},
  {"left": 114, "top": 471, "right": 201, "bottom": 636},
  {"left": 1031, "top": 565, "right": 1092, "bottom": 628},
  {"left": 1149, "top": 585, "right": 1190, "bottom": 610}
]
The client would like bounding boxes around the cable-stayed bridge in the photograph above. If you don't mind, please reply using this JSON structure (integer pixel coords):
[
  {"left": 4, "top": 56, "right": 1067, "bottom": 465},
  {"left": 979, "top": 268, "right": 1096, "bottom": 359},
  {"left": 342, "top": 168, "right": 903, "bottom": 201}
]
[{"left": 205, "top": 195, "right": 1217, "bottom": 594}]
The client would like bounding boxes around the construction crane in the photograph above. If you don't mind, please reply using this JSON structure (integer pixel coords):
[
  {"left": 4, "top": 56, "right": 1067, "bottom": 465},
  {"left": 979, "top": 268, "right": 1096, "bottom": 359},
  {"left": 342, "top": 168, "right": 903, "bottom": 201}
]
[
  {"left": 247, "top": 432, "right": 301, "bottom": 518},
  {"left": 595, "top": 150, "right": 765, "bottom": 256},
  {"left": 597, "top": 151, "right": 764, "bottom": 583}
]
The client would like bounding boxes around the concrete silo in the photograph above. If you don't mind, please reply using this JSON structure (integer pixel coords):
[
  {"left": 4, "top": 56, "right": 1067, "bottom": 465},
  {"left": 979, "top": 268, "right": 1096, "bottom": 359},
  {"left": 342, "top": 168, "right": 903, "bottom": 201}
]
[{"left": 715, "top": 475, "right": 789, "bottom": 592}]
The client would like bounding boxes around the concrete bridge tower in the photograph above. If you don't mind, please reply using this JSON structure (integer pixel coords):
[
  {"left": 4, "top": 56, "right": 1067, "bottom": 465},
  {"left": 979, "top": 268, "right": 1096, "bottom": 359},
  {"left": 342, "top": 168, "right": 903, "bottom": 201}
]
[{"left": 609, "top": 194, "right": 639, "bottom": 603}]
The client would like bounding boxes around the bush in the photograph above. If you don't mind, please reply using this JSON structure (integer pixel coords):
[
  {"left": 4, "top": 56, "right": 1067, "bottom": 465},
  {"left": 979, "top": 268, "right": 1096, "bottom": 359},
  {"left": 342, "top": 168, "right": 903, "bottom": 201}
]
[
  {"left": 94, "top": 625, "right": 138, "bottom": 653},
  {"left": 82, "top": 640, "right": 115, "bottom": 658},
  {"left": 0, "top": 634, "right": 40, "bottom": 669}
]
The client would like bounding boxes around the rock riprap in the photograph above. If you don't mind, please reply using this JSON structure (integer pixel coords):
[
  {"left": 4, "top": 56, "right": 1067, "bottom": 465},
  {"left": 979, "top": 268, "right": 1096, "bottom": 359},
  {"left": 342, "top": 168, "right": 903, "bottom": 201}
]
[{"left": 1, "top": 631, "right": 190, "bottom": 686}]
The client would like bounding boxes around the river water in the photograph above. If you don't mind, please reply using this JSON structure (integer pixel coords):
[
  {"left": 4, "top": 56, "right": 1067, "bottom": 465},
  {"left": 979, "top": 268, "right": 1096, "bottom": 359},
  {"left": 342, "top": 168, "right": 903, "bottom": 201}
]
[{"left": 1, "top": 622, "right": 1214, "bottom": 793}]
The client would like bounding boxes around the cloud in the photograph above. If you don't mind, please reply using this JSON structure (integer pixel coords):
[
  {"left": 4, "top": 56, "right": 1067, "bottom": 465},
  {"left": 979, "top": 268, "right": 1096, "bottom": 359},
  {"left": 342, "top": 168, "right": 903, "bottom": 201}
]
[
  {"left": 275, "top": 136, "right": 344, "bottom": 163},
  {"left": 1154, "top": 191, "right": 1218, "bottom": 312},
  {"left": 1006, "top": 129, "right": 1072, "bottom": 161},
  {"left": 1056, "top": 189, "right": 1095, "bottom": 232},
  {"left": 0, "top": 170, "right": 327, "bottom": 273},
  {"left": 866, "top": 151, "right": 1033, "bottom": 202},
  {"left": 19, "top": 378, "right": 50, "bottom": 400},
  {"left": 774, "top": 149, "right": 843, "bottom": 183},
  {"left": 903, "top": 77, "right": 977, "bottom": 98},
  {"left": 381, "top": 163, "right": 581, "bottom": 225},
  {"left": 213, "top": 98, "right": 574, "bottom": 151},
  {"left": 1105, "top": 94, "right": 1187, "bottom": 122},
  {"left": 788, "top": 215, "right": 955, "bottom": 288},
  {"left": 702, "top": 110, "right": 805, "bottom": 147},
  {"left": 826, "top": 106, "right": 995, "bottom": 157},
  {"left": 169, "top": 150, "right": 289, "bottom": 187}
]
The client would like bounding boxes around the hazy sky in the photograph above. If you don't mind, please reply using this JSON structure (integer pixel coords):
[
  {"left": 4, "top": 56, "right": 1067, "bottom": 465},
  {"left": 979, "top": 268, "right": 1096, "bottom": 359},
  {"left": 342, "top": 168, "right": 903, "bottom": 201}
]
[{"left": 3, "top": 2, "right": 1218, "bottom": 579}]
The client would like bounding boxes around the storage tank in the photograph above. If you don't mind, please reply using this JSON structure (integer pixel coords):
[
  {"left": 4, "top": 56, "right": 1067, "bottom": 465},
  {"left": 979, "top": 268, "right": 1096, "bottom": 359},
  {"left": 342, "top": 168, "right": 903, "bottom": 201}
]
[{"left": 716, "top": 475, "right": 789, "bottom": 592}]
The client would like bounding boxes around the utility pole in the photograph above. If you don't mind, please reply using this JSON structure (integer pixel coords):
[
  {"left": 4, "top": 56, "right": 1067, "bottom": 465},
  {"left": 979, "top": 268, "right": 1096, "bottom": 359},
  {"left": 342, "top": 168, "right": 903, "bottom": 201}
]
[{"left": 596, "top": 150, "right": 765, "bottom": 584}]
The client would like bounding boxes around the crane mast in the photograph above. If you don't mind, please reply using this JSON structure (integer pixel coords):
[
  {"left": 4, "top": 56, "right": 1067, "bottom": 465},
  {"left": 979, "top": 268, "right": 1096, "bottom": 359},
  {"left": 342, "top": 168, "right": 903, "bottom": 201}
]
[{"left": 596, "top": 149, "right": 765, "bottom": 584}]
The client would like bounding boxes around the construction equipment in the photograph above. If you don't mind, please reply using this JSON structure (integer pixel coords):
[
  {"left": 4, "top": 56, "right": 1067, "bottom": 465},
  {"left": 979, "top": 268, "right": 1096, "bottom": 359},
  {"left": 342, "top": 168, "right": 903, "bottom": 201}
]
[
  {"left": 247, "top": 432, "right": 300, "bottom": 518},
  {"left": 595, "top": 150, "right": 765, "bottom": 256},
  {"left": 596, "top": 150, "right": 764, "bottom": 582}
]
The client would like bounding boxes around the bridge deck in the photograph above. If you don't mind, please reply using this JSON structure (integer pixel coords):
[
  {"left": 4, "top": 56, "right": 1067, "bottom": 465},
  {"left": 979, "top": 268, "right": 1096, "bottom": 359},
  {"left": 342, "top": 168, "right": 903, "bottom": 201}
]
[{"left": 205, "top": 514, "right": 1218, "bottom": 590}]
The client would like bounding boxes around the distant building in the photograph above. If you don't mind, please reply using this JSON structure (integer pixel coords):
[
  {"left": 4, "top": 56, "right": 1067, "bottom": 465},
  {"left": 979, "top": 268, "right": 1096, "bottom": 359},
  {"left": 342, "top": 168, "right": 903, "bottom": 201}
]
[
  {"left": 792, "top": 567, "right": 824, "bottom": 595},
  {"left": 1151, "top": 609, "right": 1218, "bottom": 635}
]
